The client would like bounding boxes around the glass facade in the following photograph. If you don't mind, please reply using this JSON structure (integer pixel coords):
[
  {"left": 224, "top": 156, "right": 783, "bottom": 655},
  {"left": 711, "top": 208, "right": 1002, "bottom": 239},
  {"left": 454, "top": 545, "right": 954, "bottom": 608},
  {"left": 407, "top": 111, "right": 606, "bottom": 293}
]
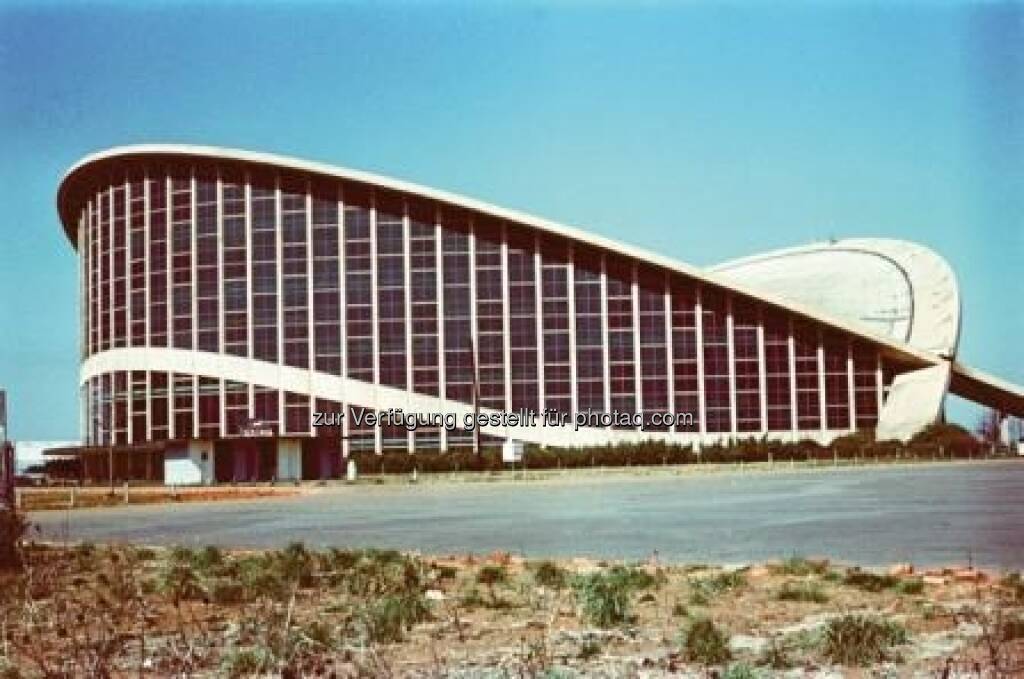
[{"left": 74, "top": 160, "right": 890, "bottom": 450}]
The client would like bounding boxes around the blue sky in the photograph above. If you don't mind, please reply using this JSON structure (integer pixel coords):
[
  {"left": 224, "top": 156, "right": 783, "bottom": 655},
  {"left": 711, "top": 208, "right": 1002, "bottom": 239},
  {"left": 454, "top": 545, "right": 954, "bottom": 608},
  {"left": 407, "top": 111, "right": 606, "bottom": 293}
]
[{"left": 0, "top": 1, "right": 1021, "bottom": 440}]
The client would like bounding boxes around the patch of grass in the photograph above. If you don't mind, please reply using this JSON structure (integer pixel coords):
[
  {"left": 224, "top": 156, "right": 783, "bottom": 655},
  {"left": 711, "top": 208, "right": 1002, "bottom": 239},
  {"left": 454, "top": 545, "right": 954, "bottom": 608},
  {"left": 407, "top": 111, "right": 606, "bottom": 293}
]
[
  {"left": 531, "top": 560, "right": 569, "bottom": 590},
  {"left": 157, "top": 561, "right": 205, "bottom": 604},
  {"left": 999, "top": 572, "right": 1024, "bottom": 604},
  {"left": 842, "top": 569, "right": 900, "bottom": 593},
  {"left": 358, "top": 593, "right": 431, "bottom": 643},
  {"left": 571, "top": 571, "right": 634, "bottom": 627},
  {"left": 432, "top": 563, "right": 459, "bottom": 581},
  {"left": 689, "top": 569, "right": 747, "bottom": 604},
  {"left": 459, "top": 586, "right": 486, "bottom": 609},
  {"left": 776, "top": 581, "right": 829, "bottom": 604},
  {"left": 771, "top": 555, "right": 828, "bottom": 577},
  {"left": 722, "top": 662, "right": 760, "bottom": 679},
  {"left": 206, "top": 577, "right": 245, "bottom": 604},
  {"left": 221, "top": 647, "right": 272, "bottom": 678},
  {"left": 757, "top": 636, "right": 793, "bottom": 669},
  {"left": 681, "top": 616, "right": 732, "bottom": 665},
  {"left": 577, "top": 638, "right": 602, "bottom": 660},
  {"left": 819, "top": 614, "right": 908, "bottom": 666},
  {"left": 895, "top": 578, "right": 924, "bottom": 595},
  {"left": 672, "top": 601, "right": 689, "bottom": 617}
]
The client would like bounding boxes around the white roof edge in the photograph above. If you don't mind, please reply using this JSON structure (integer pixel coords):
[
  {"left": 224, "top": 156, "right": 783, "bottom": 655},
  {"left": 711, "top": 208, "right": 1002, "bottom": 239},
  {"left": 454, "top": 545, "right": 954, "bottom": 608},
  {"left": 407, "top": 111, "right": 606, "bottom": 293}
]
[
  {"left": 57, "top": 143, "right": 945, "bottom": 368},
  {"left": 951, "top": 362, "right": 1024, "bottom": 400},
  {"left": 710, "top": 237, "right": 962, "bottom": 358}
]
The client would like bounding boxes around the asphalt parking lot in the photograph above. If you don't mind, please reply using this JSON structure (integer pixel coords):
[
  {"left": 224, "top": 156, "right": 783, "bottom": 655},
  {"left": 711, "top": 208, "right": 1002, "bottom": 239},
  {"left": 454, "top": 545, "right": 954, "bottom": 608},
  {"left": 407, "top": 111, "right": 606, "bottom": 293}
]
[{"left": 31, "top": 460, "right": 1024, "bottom": 569}]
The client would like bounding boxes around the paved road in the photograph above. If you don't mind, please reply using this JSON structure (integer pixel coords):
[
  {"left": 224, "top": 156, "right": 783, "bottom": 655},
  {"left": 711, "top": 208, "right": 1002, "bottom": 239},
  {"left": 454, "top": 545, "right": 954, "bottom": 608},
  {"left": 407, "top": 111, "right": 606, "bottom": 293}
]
[{"left": 30, "top": 461, "right": 1024, "bottom": 569}]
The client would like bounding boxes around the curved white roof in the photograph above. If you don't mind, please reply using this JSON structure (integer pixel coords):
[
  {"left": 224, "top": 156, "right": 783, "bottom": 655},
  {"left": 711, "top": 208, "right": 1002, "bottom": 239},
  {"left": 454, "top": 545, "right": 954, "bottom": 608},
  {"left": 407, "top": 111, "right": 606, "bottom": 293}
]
[
  {"left": 55, "top": 144, "right": 1023, "bottom": 418},
  {"left": 710, "top": 238, "right": 961, "bottom": 359}
]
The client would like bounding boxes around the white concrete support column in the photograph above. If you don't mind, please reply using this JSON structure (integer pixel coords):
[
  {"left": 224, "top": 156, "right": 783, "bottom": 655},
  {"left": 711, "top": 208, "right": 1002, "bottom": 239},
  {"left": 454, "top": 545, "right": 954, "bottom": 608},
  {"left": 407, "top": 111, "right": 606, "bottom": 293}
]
[
  {"left": 534, "top": 234, "right": 545, "bottom": 413},
  {"left": 107, "top": 185, "right": 114, "bottom": 355},
  {"left": 663, "top": 275, "right": 675, "bottom": 432},
  {"left": 338, "top": 186, "right": 350, "bottom": 459},
  {"left": 124, "top": 179, "right": 133, "bottom": 445},
  {"left": 630, "top": 262, "right": 642, "bottom": 426},
  {"left": 787, "top": 319, "right": 798, "bottom": 439},
  {"left": 876, "top": 354, "right": 885, "bottom": 417},
  {"left": 244, "top": 173, "right": 253, "bottom": 362},
  {"left": 368, "top": 191, "right": 381, "bottom": 455},
  {"left": 164, "top": 177, "right": 173, "bottom": 358},
  {"left": 500, "top": 223, "right": 511, "bottom": 414},
  {"left": 78, "top": 209, "right": 86, "bottom": 443},
  {"left": 144, "top": 371, "right": 152, "bottom": 443},
  {"left": 817, "top": 328, "right": 827, "bottom": 437},
  {"left": 168, "top": 370, "right": 176, "bottom": 441},
  {"left": 217, "top": 173, "right": 227, "bottom": 438},
  {"left": 694, "top": 286, "right": 707, "bottom": 439},
  {"left": 403, "top": 199, "right": 415, "bottom": 453},
  {"left": 142, "top": 174, "right": 150, "bottom": 352},
  {"left": 757, "top": 307, "right": 768, "bottom": 435},
  {"left": 274, "top": 176, "right": 285, "bottom": 430},
  {"left": 190, "top": 169, "right": 198, "bottom": 358},
  {"left": 141, "top": 176, "right": 152, "bottom": 441},
  {"left": 124, "top": 178, "right": 132, "bottom": 351},
  {"left": 84, "top": 199, "right": 92, "bottom": 360},
  {"left": 599, "top": 254, "right": 611, "bottom": 415},
  {"left": 435, "top": 209, "right": 447, "bottom": 452},
  {"left": 726, "top": 294, "right": 737, "bottom": 437},
  {"left": 847, "top": 341, "right": 856, "bottom": 431},
  {"left": 567, "top": 244, "right": 578, "bottom": 416},
  {"left": 468, "top": 217, "right": 479, "bottom": 377},
  {"left": 306, "top": 182, "right": 316, "bottom": 437}
]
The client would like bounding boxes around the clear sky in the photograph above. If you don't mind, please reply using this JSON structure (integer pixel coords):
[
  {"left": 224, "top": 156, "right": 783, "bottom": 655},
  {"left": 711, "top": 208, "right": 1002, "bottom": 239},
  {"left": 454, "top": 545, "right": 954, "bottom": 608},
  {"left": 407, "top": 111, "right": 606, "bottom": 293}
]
[{"left": 1, "top": 1, "right": 1021, "bottom": 441}]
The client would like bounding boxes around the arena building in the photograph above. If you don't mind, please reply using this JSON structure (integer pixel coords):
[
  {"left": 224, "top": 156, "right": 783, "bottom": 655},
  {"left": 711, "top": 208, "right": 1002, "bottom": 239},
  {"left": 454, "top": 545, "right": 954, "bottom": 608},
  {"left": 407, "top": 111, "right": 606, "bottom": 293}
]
[{"left": 55, "top": 145, "right": 1024, "bottom": 484}]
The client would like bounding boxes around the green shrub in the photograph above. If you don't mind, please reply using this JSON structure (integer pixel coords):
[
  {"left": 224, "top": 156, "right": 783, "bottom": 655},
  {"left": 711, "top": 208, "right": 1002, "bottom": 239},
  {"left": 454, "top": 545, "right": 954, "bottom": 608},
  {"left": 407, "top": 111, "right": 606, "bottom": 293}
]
[
  {"left": 681, "top": 616, "right": 731, "bottom": 665},
  {"left": 690, "top": 570, "right": 747, "bottom": 604},
  {"left": 359, "top": 593, "right": 431, "bottom": 643},
  {"left": 757, "top": 637, "right": 792, "bottom": 669},
  {"left": 221, "top": 647, "right": 272, "bottom": 678},
  {"left": 578, "top": 638, "right": 602, "bottom": 660},
  {"left": 722, "top": 662, "right": 760, "bottom": 679},
  {"left": 771, "top": 555, "right": 828, "bottom": 577},
  {"left": 206, "top": 577, "right": 245, "bottom": 604},
  {"left": 999, "top": 572, "right": 1024, "bottom": 604},
  {"left": 820, "top": 615, "right": 907, "bottom": 666},
  {"left": 842, "top": 569, "right": 899, "bottom": 593},
  {"left": 531, "top": 560, "right": 568, "bottom": 590},
  {"left": 157, "top": 561, "right": 205, "bottom": 604},
  {"left": 896, "top": 578, "right": 924, "bottom": 595},
  {"left": 571, "top": 571, "right": 634, "bottom": 627},
  {"left": 776, "top": 581, "right": 828, "bottom": 604},
  {"left": 907, "top": 422, "right": 981, "bottom": 457}
]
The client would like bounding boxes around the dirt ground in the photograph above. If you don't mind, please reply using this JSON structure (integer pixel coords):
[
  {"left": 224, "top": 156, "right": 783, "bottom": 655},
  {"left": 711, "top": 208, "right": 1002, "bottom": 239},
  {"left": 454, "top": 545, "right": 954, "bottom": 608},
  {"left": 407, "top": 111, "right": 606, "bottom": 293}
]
[
  {"left": 16, "top": 484, "right": 302, "bottom": 511},
  {"left": 1, "top": 542, "right": 1022, "bottom": 678}
]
